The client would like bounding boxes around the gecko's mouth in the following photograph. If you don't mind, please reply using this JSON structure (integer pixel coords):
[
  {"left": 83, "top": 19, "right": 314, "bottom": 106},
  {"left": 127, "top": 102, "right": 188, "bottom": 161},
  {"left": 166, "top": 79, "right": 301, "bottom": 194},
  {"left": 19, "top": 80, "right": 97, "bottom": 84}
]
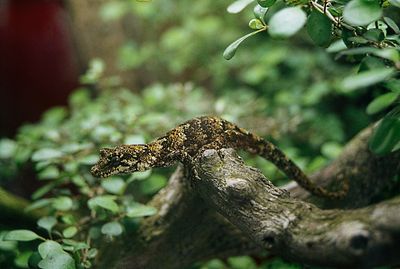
[
  {"left": 91, "top": 161, "right": 132, "bottom": 178},
  {"left": 91, "top": 162, "right": 117, "bottom": 178}
]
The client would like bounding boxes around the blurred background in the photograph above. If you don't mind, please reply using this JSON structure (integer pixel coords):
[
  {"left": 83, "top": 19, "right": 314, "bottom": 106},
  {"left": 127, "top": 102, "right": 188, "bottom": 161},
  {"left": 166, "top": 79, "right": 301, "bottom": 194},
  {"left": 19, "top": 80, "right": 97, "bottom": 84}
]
[{"left": 0, "top": 0, "right": 393, "bottom": 268}]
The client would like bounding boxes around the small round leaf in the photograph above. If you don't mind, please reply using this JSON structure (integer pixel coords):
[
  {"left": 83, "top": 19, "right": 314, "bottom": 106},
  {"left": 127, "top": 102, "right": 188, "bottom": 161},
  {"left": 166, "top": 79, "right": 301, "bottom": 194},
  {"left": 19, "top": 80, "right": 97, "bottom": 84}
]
[
  {"left": 38, "top": 240, "right": 63, "bottom": 259},
  {"left": 249, "top": 19, "right": 264, "bottom": 30},
  {"left": 62, "top": 227, "right": 78, "bottom": 238},
  {"left": 32, "top": 148, "right": 63, "bottom": 162},
  {"left": 126, "top": 204, "right": 157, "bottom": 218},
  {"left": 268, "top": 7, "right": 307, "bottom": 38},
  {"left": 101, "top": 221, "right": 123, "bottom": 237},
  {"left": 306, "top": 10, "right": 332, "bottom": 47},
  {"left": 37, "top": 217, "right": 57, "bottom": 232},
  {"left": 343, "top": 0, "right": 382, "bottom": 26},
  {"left": 101, "top": 177, "right": 126, "bottom": 195},
  {"left": 88, "top": 195, "right": 119, "bottom": 213},
  {"left": 52, "top": 197, "right": 73, "bottom": 211}
]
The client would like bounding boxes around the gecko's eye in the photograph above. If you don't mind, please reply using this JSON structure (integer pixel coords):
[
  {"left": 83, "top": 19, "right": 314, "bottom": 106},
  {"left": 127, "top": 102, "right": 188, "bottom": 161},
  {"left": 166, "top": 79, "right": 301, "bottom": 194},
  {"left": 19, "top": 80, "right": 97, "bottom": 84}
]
[{"left": 109, "top": 156, "right": 119, "bottom": 164}]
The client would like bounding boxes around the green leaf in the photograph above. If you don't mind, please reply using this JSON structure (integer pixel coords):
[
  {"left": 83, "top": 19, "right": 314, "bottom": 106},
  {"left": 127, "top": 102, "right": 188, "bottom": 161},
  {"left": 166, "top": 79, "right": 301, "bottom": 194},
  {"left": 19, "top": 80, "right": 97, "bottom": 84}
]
[
  {"left": 384, "top": 17, "right": 399, "bottom": 34},
  {"left": 389, "top": 0, "right": 400, "bottom": 8},
  {"left": 32, "top": 148, "right": 64, "bottom": 162},
  {"left": 31, "top": 182, "right": 58, "bottom": 200},
  {"left": 68, "top": 88, "right": 90, "bottom": 107},
  {"left": 140, "top": 174, "right": 167, "bottom": 195},
  {"left": 367, "top": 92, "right": 399, "bottom": 114},
  {"left": 223, "top": 31, "right": 263, "bottom": 60},
  {"left": 87, "top": 248, "right": 98, "bottom": 259},
  {"left": 359, "top": 56, "right": 386, "bottom": 72},
  {"left": 61, "top": 214, "right": 76, "bottom": 225},
  {"left": 363, "top": 28, "right": 384, "bottom": 42},
  {"left": 385, "top": 80, "right": 400, "bottom": 94},
  {"left": 0, "top": 139, "right": 17, "bottom": 159},
  {"left": 0, "top": 232, "right": 17, "bottom": 251},
  {"left": 127, "top": 169, "right": 152, "bottom": 182},
  {"left": 77, "top": 154, "right": 99, "bottom": 165},
  {"left": 253, "top": 5, "right": 268, "bottom": 23},
  {"left": 321, "top": 142, "right": 343, "bottom": 159},
  {"left": 4, "top": 230, "right": 42, "bottom": 242},
  {"left": 227, "top": 256, "right": 257, "bottom": 269},
  {"left": 249, "top": 19, "right": 264, "bottom": 30},
  {"left": 101, "top": 177, "right": 126, "bottom": 194},
  {"left": 101, "top": 221, "right": 123, "bottom": 236},
  {"left": 227, "top": 0, "right": 254, "bottom": 13},
  {"left": 306, "top": 10, "right": 332, "bottom": 47},
  {"left": 343, "top": 0, "right": 382, "bottom": 26},
  {"left": 340, "top": 68, "right": 395, "bottom": 92},
  {"left": 88, "top": 195, "right": 119, "bottom": 213},
  {"left": 326, "top": 39, "right": 347, "bottom": 53},
  {"left": 38, "top": 250, "right": 75, "bottom": 269},
  {"left": 15, "top": 251, "right": 33, "bottom": 268},
  {"left": 61, "top": 239, "right": 89, "bottom": 251},
  {"left": 268, "top": 7, "right": 307, "bottom": 38},
  {"left": 62, "top": 227, "right": 78, "bottom": 238},
  {"left": 257, "top": 0, "right": 276, "bottom": 7},
  {"left": 41, "top": 107, "right": 67, "bottom": 126},
  {"left": 52, "top": 196, "right": 73, "bottom": 211},
  {"left": 369, "top": 115, "right": 400, "bottom": 155},
  {"left": 28, "top": 252, "right": 42, "bottom": 269},
  {"left": 25, "top": 199, "right": 51, "bottom": 212},
  {"left": 88, "top": 227, "right": 101, "bottom": 240},
  {"left": 126, "top": 204, "right": 157, "bottom": 218},
  {"left": 80, "top": 58, "right": 105, "bottom": 84},
  {"left": 38, "top": 166, "right": 60, "bottom": 180},
  {"left": 336, "top": 47, "right": 399, "bottom": 62},
  {"left": 38, "top": 241, "right": 63, "bottom": 259},
  {"left": 37, "top": 217, "right": 57, "bottom": 232}
]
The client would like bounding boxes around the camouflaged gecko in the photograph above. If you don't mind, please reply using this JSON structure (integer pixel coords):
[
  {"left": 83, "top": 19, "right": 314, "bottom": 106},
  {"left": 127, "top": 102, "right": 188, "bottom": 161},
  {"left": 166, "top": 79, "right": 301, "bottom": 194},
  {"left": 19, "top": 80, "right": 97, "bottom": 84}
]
[{"left": 91, "top": 116, "right": 348, "bottom": 199}]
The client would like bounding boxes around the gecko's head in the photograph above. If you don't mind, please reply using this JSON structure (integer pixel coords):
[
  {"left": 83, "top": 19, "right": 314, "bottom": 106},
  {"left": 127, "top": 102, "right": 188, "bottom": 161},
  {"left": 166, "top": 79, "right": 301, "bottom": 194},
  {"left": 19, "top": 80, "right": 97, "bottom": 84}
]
[{"left": 91, "top": 145, "right": 149, "bottom": 178}]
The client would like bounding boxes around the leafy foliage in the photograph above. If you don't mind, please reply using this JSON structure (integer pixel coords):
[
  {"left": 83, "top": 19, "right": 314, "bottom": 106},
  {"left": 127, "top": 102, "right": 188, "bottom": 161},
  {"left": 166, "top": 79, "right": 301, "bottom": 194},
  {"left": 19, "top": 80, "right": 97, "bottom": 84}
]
[
  {"left": 225, "top": 0, "right": 400, "bottom": 155},
  {"left": 0, "top": 61, "right": 277, "bottom": 268}
]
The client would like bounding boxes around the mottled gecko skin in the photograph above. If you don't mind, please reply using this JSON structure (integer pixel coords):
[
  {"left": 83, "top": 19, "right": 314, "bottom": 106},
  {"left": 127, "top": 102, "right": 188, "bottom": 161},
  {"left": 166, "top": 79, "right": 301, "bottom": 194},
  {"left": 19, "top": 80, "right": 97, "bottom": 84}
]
[{"left": 91, "top": 116, "right": 348, "bottom": 199}]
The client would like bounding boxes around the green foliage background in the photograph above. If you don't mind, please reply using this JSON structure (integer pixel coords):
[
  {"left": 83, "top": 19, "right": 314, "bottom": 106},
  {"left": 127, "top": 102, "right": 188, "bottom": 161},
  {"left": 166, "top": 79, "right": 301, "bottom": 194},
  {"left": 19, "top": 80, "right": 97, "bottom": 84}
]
[{"left": 0, "top": 0, "right": 399, "bottom": 268}]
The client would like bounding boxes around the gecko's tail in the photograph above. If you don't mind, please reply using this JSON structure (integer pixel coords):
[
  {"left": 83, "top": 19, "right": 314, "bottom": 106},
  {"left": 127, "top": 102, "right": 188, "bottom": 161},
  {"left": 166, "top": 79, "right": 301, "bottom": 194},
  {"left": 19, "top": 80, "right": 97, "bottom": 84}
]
[{"left": 227, "top": 126, "right": 349, "bottom": 199}]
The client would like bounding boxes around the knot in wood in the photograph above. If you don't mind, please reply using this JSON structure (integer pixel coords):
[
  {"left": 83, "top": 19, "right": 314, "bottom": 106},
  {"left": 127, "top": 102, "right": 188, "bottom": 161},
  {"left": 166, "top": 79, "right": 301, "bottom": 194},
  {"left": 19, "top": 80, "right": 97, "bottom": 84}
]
[
  {"left": 337, "top": 221, "right": 370, "bottom": 256},
  {"left": 226, "top": 178, "right": 253, "bottom": 199}
]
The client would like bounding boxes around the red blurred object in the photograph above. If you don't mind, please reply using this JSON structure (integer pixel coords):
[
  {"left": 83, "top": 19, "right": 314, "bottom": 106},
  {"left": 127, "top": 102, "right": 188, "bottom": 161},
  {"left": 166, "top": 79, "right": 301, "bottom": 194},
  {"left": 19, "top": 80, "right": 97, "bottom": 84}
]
[{"left": 0, "top": 0, "right": 79, "bottom": 137}]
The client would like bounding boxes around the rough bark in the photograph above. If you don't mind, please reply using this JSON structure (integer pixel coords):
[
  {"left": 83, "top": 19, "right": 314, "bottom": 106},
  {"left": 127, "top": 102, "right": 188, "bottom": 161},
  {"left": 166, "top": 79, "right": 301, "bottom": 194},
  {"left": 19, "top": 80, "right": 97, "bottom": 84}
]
[
  {"left": 98, "top": 167, "right": 262, "bottom": 269},
  {"left": 97, "top": 125, "right": 400, "bottom": 268},
  {"left": 194, "top": 148, "right": 400, "bottom": 268}
]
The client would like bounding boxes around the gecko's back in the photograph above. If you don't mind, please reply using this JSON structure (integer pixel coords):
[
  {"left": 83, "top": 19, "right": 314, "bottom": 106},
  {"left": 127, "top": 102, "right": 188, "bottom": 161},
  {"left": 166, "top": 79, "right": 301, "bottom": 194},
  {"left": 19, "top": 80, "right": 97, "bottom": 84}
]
[{"left": 162, "top": 116, "right": 348, "bottom": 199}]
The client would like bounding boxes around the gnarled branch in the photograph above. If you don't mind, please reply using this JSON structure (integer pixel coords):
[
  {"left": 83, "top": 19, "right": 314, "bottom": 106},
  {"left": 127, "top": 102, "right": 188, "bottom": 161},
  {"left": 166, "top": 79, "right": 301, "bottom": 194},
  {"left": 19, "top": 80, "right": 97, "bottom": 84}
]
[{"left": 194, "top": 148, "right": 400, "bottom": 268}]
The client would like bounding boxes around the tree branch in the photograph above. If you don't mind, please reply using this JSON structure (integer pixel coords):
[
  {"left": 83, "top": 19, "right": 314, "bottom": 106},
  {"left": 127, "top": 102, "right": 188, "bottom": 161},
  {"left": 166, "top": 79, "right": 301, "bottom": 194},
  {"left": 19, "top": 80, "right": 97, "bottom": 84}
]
[
  {"left": 97, "top": 125, "right": 400, "bottom": 268},
  {"left": 194, "top": 148, "right": 400, "bottom": 268}
]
